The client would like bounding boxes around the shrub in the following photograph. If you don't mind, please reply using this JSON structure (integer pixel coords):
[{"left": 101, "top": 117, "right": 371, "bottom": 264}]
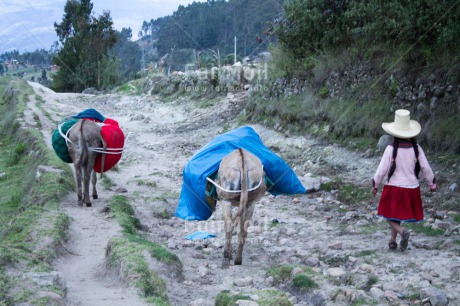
[
  {"left": 276, "top": 0, "right": 460, "bottom": 59},
  {"left": 292, "top": 274, "right": 318, "bottom": 292}
]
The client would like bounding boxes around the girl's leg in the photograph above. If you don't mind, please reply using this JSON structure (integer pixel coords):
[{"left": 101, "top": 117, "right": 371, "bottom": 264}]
[
  {"left": 388, "top": 220, "right": 404, "bottom": 236},
  {"left": 390, "top": 226, "right": 398, "bottom": 241},
  {"left": 387, "top": 220, "right": 400, "bottom": 250},
  {"left": 388, "top": 220, "right": 410, "bottom": 251}
]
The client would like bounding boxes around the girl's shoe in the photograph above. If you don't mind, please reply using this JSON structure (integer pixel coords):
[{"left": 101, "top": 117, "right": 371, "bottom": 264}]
[
  {"left": 388, "top": 240, "right": 397, "bottom": 250},
  {"left": 400, "top": 230, "right": 410, "bottom": 251}
]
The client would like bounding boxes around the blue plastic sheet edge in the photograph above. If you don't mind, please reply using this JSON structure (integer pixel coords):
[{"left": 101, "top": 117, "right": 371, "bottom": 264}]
[{"left": 185, "top": 231, "right": 217, "bottom": 241}]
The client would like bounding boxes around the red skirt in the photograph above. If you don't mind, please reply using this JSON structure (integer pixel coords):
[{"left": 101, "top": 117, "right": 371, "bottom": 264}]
[{"left": 377, "top": 185, "right": 424, "bottom": 222}]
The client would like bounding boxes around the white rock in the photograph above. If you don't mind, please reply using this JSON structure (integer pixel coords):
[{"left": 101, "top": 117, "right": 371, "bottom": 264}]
[
  {"left": 328, "top": 242, "right": 342, "bottom": 250},
  {"left": 189, "top": 299, "right": 206, "bottom": 306},
  {"left": 370, "top": 287, "right": 384, "bottom": 300},
  {"left": 23, "top": 272, "right": 65, "bottom": 290},
  {"left": 360, "top": 264, "right": 375, "bottom": 274},
  {"left": 327, "top": 267, "right": 346, "bottom": 277},
  {"left": 265, "top": 276, "right": 274, "bottom": 287},
  {"left": 198, "top": 266, "right": 209, "bottom": 277},
  {"left": 234, "top": 276, "right": 254, "bottom": 287}
]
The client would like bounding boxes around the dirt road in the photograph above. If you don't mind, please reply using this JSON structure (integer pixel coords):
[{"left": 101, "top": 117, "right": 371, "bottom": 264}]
[{"left": 27, "top": 81, "right": 459, "bottom": 306}]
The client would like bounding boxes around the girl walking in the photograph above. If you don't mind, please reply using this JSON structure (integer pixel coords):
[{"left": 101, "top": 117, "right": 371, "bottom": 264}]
[{"left": 372, "top": 109, "right": 437, "bottom": 251}]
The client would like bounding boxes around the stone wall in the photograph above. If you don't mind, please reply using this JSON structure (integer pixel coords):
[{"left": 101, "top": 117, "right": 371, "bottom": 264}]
[{"left": 143, "top": 63, "right": 267, "bottom": 98}]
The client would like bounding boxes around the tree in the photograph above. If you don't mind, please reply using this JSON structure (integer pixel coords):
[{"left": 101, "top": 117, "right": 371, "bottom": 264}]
[
  {"left": 111, "top": 28, "right": 141, "bottom": 83},
  {"left": 41, "top": 69, "right": 47, "bottom": 81},
  {"left": 52, "top": 0, "right": 118, "bottom": 92},
  {"left": 154, "top": 0, "right": 283, "bottom": 60},
  {"left": 0, "top": 64, "right": 4, "bottom": 76}
]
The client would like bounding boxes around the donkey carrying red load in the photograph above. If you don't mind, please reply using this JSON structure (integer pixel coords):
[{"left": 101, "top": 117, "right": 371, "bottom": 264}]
[{"left": 52, "top": 108, "right": 124, "bottom": 206}]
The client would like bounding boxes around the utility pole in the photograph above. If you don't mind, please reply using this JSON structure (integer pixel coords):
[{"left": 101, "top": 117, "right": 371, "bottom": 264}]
[
  {"left": 234, "top": 36, "right": 237, "bottom": 64},
  {"left": 193, "top": 49, "right": 197, "bottom": 70}
]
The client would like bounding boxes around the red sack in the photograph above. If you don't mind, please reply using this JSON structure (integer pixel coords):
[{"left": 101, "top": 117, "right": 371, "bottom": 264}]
[
  {"left": 103, "top": 117, "right": 119, "bottom": 127},
  {"left": 94, "top": 118, "right": 124, "bottom": 173}
]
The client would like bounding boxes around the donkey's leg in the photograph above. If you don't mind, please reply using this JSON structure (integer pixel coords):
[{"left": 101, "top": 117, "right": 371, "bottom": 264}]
[
  {"left": 82, "top": 164, "right": 92, "bottom": 207},
  {"left": 74, "top": 164, "right": 83, "bottom": 206},
  {"left": 91, "top": 170, "right": 98, "bottom": 199},
  {"left": 235, "top": 202, "right": 255, "bottom": 265},
  {"left": 222, "top": 201, "right": 233, "bottom": 268}
]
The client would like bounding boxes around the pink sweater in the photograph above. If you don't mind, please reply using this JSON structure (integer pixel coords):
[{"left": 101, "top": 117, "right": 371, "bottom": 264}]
[{"left": 373, "top": 144, "right": 436, "bottom": 188}]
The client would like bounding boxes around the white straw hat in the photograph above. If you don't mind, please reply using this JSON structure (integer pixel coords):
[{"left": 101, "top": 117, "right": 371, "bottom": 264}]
[{"left": 382, "top": 109, "right": 421, "bottom": 139}]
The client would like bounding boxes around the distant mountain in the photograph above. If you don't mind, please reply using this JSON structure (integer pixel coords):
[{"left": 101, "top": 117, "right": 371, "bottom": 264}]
[
  {"left": 0, "top": 29, "right": 57, "bottom": 54},
  {"left": 0, "top": 4, "right": 63, "bottom": 54}
]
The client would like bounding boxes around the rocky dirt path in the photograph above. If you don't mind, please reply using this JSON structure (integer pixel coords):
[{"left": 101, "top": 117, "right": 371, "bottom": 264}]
[
  {"left": 27, "top": 82, "right": 147, "bottom": 306},
  {"left": 28, "top": 81, "right": 459, "bottom": 306}
]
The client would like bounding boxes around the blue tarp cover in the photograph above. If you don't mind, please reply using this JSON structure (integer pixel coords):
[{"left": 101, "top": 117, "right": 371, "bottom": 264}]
[
  {"left": 175, "top": 126, "right": 306, "bottom": 221},
  {"left": 185, "top": 231, "right": 217, "bottom": 241},
  {"left": 72, "top": 108, "right": 105, "bottom": 122}
]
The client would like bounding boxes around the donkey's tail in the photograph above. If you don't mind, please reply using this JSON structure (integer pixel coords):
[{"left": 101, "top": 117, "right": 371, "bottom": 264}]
[
  {"left": 233, "top": 149, "right": 247, "bottom": 225},
  {"left": 76, "top": 120, "right": 88, "bottom": 168}
]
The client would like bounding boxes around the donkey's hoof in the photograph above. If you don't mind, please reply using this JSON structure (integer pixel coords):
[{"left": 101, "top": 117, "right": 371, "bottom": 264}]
[
  {"left": 234, "top": 258, "right": 242, "bottom": 265},
  {"left": 222, "top": 259, "right": 231, "bottom": 269},
  {"left": 93, "top": 195, "right": 98, "bottom": 199},
  {"left": 86, "top": 203, "right": 92, "bottom": 207}
]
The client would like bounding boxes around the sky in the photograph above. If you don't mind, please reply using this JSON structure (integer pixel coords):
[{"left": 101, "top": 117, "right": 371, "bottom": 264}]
[{"left": 0, "top": 0, "right": 200, "bottom": 54}]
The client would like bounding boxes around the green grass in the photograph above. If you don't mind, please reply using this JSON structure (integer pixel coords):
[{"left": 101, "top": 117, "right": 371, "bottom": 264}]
[
  {"left": 0, "top": 140, "right": 26, "bottom": 227},
  {"left": 215, "top": 290, "right": 252, "bottom": 306},
  {"left": 364, "top": 274, "right": 379, "bottom": 291},
  {"left": 404, "top": 222, "right": 445, "bottom": 236},
  {"left": 292, "top": 274, "right": 318, "bottom": 292},
  {"left": 354, "top": 250, "right": 376, "bottom": 257},
  {"left": 320, "top": 178, "right": 372, "bottom": 204},
  {"left": 116, "top": 83, "right": 140, "bottom": 95},
  {"left": 35, "top": 99, "right": 56, "bottom": 125},
  {"left": 134, "top": 179, "right": 157, "bottom": 188},
  {"left": 320, "top": 178, "right": 342, "bottom": 192},
  {"left": 317, "top": 86, "right": 330, "bottom": 98},
  {"left": 266, "top": 265, "right": 293, "bottom": 284},
  {"left": 351, "top": 298, "right": 377, "bottom": 306},
  {"left": 320, "top": 254, "right": 350, "bottom": 267},
  {"left": 0, "top": 268, "right": 11, "bottom": 304},
  {"left": 337, "top": 184, "right": 373, "bottom": 204},
  {"left": 454, "top": 215, "right": 460, "bottom": 223},
  {"left": 0, "top": 78, "right": 74, "bottom": 304},
  {"left": 109, "top": 195, "right": 142, "bottom": 234},
  {"left": 107, "top": 195, "right": 183, "bottom": 303},
  {"left": 267, "top": 264, "right": 319, "bottom": 293},
  {"left": 197, "top": 97, "right": 219, "bottom": 108},
  {"left": 107, "top": 237, "right": 169, "bottom": 302},
  {"left": 101, "top": 175, "right": 113, "bottom": 190}
]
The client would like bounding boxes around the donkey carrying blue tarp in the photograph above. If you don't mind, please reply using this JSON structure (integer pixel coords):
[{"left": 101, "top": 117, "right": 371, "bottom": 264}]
[{"left": 175, "top": 126, "right": 306, "bottom": 221}]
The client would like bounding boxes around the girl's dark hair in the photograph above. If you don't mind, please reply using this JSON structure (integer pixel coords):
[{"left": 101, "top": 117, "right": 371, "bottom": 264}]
[
  {"left": 388, "top": 137, "right": 421, "bottom": 181},
  {"left": 388, "top": 138, "right": 399, "bottom": 180},
  {"left": 411, "top": 138, "right": 421, "bottom": 178}
]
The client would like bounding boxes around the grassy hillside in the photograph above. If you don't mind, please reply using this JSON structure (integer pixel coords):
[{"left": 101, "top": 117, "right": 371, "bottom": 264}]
[
  {"left": 0, "top": 77, "right": 73, "bottom": 305},
  {"left": 253, "top": 0, "right": 460, "bottom": 155},
  {"left": 246, "top": 45, "right": 460, "bottom": 158}
]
